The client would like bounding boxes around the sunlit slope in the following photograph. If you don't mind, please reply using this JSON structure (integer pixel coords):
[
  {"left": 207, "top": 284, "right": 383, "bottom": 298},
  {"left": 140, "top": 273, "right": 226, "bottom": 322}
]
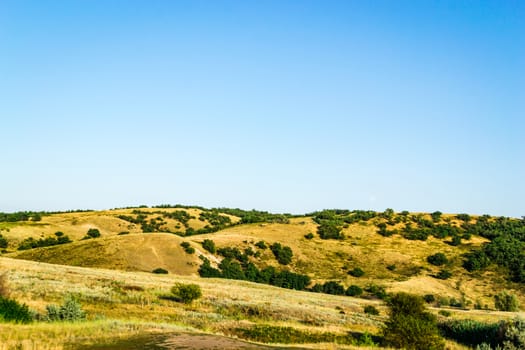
[
  {"left": 187, "top": 217, "right": 510, "bottom": 308},
  {"left": 2, "top": 207, "right": 524, "bottom": 310},
  {"left": 11, "top": 233, "right": 201, "bottom": 275},
  {"left": 0, "top": 207, "right": 241, "bottom": 245}
]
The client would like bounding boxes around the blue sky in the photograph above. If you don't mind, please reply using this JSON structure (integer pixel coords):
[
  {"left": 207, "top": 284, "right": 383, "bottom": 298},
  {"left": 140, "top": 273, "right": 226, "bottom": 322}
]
[{"left": 1, "top": 1, "right": 523, "bottom": 217}]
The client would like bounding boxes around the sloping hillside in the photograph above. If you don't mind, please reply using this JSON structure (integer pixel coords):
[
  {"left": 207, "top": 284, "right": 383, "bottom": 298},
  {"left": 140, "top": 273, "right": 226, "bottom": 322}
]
[{"left": 11, "top": 233, "right": 202, "bottom": 275}]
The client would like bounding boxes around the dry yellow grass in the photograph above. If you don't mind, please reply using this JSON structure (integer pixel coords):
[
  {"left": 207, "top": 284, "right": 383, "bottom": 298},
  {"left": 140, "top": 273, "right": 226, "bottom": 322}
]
[
  {"left": 0, "top": 256, "right": 387, "bottom": 348},
  {"left": 3, "top": 208, "right": 524, "bottom": 310}
]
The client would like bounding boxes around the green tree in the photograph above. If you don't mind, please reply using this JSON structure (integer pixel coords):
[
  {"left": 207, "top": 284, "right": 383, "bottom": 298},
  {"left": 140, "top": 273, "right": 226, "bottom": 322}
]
[
  {"left": 86, "top": 228, "right": 101, "bottom": 238},
  {"left": 170, "top": 283, "right": 202, "bottom": 304},
  {"left": 383, "top": 292, "right": 445, "bottom": 350},
  {"left": 427, "top": 253, "right": 448, "bottom": 266},
  {"left": 495, "top": 291, "right": 520, "bottom": 312},
  {"left": 201, "top": 239, "right": 216, "bottom": 253}
]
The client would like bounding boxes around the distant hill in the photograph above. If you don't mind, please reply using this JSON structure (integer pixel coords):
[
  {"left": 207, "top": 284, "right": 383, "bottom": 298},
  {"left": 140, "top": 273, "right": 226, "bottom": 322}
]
[{"left": 2, "top": 206, "right": 524, "bottom": 311}]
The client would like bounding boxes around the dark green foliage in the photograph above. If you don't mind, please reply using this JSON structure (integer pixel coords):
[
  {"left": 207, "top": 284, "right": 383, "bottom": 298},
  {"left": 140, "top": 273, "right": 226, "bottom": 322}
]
[
  {"left": 215, "top": 208, "right": 290, "bottom": 224},
  {"left": 201, "top": 239, "right": 216, "bottom": 253},
  {"left": 86, "top": 228, "right": 101, "bottom": 238},
  {"left": 317, "top": 221, "right": 344, "bottom": 239},
  {"left": 45, "top": 295, "right": 85, "bottom": 322},
  {"left": 386, "top": 264, "right": 396, "bottom": 271},
  {"left": 197, "top": 256, "right": 221, "bottom": 277},
  {"left": 439, "top": 310, "right": 451, "bottom": 317},
  {"left": 365, "top": 284, "right": 387, "bottom": 299},
  {"left": 180, "top": 241, "right": 195, "bottom": 254},
  {"left": 435, "top": 269, "right": 452, "bottom": 280},
  {"left": 255, "top": 240, "right": 267, "bottom": 249},
  {"left": 456, "top": 213, "right": 471, "bottom": 222},
  {"left": 0, "top": 211, "right": 46, "bottom": 222},
  {"left": 0, "top": 234, "right": 7, "bottom": 249},
  {"left": 321, "top": 281, "right": 345, "bottom": 295},
  {"left": 17, "top": 233, "right": 72, "bottom": 250},
  {"left": 219, "top": 258, "right": 246, "bottom": 280},
  {"left": 383, "top": 292, "right": 445, "bottom": 350},
  {"left": 304, "top": 232, "right": 314, "bottom": 239},
  {"left": 0, "top": 296, "right": 32, "bottom": 323},
  {"left": 199, "top": 210, "right": 231, "bottom": 229},
  {"left": 427, "top": 253, "right": 448, "bottom": 266},
  {"left": 270, "top": 271, "right": 311, "bottom": 290},
  {"left": 449, "top": 234, "right": 462, "bottom": 246},
  {"left": 346, "top": 285, "right": 363, "bottom": 296},
  {"left": 348, "top": 267, "right": 365, "bottom": 277},
  {"left": 376, "top": 222, "right": 394, "bottom": 237},
  {"left": 431, "top": 211, "right": 443, "bottom": 222},
  {"left": 463, "top": 250, "right": 491, "bottom": 272},
  {"left": 170, "top": 283, "right": 202, "bottom": 304},
  {"left": 270, "top": 243, "right": 293, "bottom": 265},
  {"left": 424, "top": 294, "right": 436, "bottom": 303},
  {"left": 439, "top": 319, "right": 500, "bottom": 348},
  {"left": 152, "top": 268, "right": 168, "bottom": 274},
  {"left": 364, "top": 305, "right": 379, "bottom": 315},
  {"left": 494, "top": 291, "right": 520, "bottom": 311}
]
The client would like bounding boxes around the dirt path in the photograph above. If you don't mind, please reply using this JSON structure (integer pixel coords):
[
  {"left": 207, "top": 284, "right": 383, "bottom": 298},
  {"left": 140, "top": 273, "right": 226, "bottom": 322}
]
[{"left": 71, "top": 333, "right": 310, "bottom": 350}]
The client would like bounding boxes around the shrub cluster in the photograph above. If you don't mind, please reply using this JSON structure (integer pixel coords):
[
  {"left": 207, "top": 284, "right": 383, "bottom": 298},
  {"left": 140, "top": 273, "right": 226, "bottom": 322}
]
[
  {"left": 180, "top": 242, "right": 195, "bottom": 254},
  {"left": 427, "top": 253, "right": 448, "bottom": 266},
  {"left": 270, "top": 243, "right": 293, "bottom": 265},
  {"left": 170, "top": 283, "right": 202, "bottom": 304},
  {"left": 0, "top": 296, "right": 32, "bottom": 323},
  {"left": 45, "top": 295, "right": 86, "bottom": 322},
  {"left": 18, "top": 232, "right": 72, "bottom": 250},
  {"left": 201, "top": 239, "right": 216, "bottom": 253},
  {"left": 0, "top": 234, "right": 8, "bottom": 249},
  {"left": 383, "top": 293, "right": 445, "bottom": 350},
  {"left": 199, "top": 256, "right": 310, "bottom": 291}
]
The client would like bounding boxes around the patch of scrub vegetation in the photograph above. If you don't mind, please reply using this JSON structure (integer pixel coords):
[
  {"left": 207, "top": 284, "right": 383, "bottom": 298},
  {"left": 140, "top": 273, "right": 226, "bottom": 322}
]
[
  {"left": 18, "top": 231, "right": 72, "bottom": 250},
  {"left": 229, "top": 324, "right": 377, "bottom": 346}
]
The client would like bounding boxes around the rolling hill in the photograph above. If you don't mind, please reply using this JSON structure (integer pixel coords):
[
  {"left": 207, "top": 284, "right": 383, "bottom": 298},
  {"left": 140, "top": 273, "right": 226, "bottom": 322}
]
[{"left": 1, "top": 205, "right": 524, "bottom": 349}]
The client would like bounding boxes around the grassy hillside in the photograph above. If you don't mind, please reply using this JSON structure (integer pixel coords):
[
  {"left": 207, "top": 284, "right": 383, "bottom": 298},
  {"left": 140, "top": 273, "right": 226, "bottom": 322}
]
[{"left": 1, "top": 206, "right": 525, "bottom": 348}]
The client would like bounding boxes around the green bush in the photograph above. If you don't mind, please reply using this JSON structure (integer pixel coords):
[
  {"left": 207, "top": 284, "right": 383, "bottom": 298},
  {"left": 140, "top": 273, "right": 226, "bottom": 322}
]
[
  {"left": 439, "top": 310, "right": 451, "bottom": 317},
  {"left": 201, "top": 239, "right": 216, "bottom": 253},
  {"left": 383, "top": 292, "right": 445, "bottom": 350},
  {"left": 317, "top": 221, "right": 344, "bottom": 240},
  {"left": 366, "top": 284, "right": 387, "bottom": 299},
  {"left": 0, "top": 296, "right": 32, "bottom": 323},
  {"left": 349, "top": 267, "right": 365, "bottom": 277},
  {"left": 364, "top": 305, "right": 379, "bottom": 315},
  {"left": 304, "top": 233, "right": 314, "bottom": 239},
  {"left": 0, "top": 234, "right": 8, "bottom": 249},
  {"left": 255, "top": 240, "right": 267, "bottom": 249},
  {"left": 270, "top": 243, "right": 293, "bottom": 265},
  {"left": 438, "top": 319, "right": 499, "bottom": 347},
  {"left": 152, "top": 268, "right": 168, "bottom": 274},
  {"left": 435, "top": 269, "right": 452, "bottom": 280},
  {"left": 427, "top": 253, "right": 448, "bottom": 266},
  {"left": 387, "top": 264, "right": 396, "bottom": 271},
  {"left": 424, "top": 294, "right": 436, "bottom": 303},
  {"left": 86, "top": 228, "right": 101, "bottom": 238},
  {"left": 45, "top": 295, "right": 85, "bottom": 322},
  {"left": 495, "top": 291, "right": 520, "bottom": 312},
  {"left": 322, "top": 281, "right": 345, "bottom": 295},
  {"left": 180, "top": 241, "right": 195, "bottom": 254},
  {"left": 346, "top": 285, "right": 363, "bottom": 297},
  {"left": 170, "top": 283, "right": 202, "bottom": 304}
]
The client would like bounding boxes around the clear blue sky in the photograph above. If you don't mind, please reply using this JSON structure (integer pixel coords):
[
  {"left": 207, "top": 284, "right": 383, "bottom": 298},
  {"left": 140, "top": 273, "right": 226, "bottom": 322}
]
[{"left": 1, "top": 1, "right": 523, "bottom": 217}]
